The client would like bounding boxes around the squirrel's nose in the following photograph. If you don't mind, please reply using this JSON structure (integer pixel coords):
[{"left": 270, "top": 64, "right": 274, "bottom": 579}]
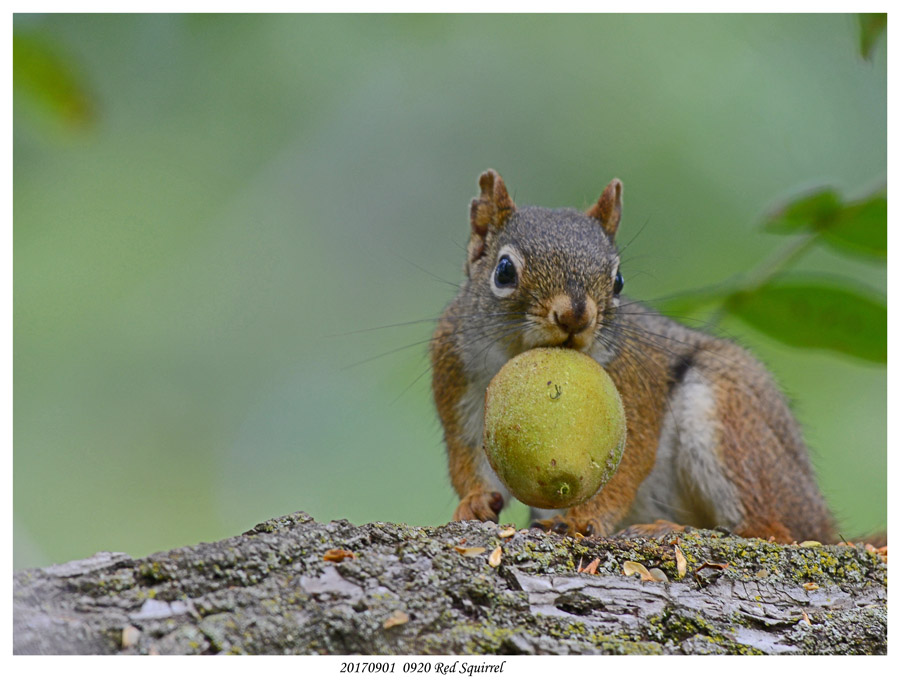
[
  {"left": 553, "top": 308, "right": 590, "bottom": 334},
  {"left": 551, "top": 295, "right": 596, "bottom": 335}
]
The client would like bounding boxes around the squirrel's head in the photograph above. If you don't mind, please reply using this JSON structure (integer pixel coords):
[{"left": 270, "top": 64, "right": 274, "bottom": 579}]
[{"left": 465, "top": 169, "right": 624, "bottom": 355}]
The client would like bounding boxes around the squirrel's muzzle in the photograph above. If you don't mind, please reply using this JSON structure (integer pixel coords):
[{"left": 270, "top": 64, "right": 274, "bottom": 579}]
[{"left": 548, "top": 294, "right": 597, "bottom": 348}]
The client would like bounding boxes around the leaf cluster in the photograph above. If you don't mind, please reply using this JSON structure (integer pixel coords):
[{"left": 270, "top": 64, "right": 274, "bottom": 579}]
[{"left": 660, "top": 188, "right": 886, "bottom": 364}]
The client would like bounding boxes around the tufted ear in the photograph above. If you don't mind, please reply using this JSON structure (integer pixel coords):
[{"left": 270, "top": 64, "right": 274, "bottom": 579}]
[
  {"left": 468, "top": 169, "right": 516, "bottom": 266},
  {"left": 586, "top": 178, "right": 623, "bottom": 240}
]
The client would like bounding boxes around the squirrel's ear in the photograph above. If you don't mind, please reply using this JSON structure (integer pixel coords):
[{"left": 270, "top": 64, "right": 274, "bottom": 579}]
[
  {"left": 586, "top": 178, "right": 623, "bottom": 240},
  {"left": 468, "top": 169, "right": 515, "bottom": 265}
]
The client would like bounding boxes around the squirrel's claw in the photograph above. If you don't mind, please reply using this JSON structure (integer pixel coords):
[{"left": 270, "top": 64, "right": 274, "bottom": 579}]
[
  {"left": 532, "top": 515, "right": 605, "bottom": 538},
  {"left": 534, "top": 517, "right": 685, "bottom": 539},
  {"left": 453, "top": 491, "right": 503, "bottom": 523},
  {"left": 613, "top": 519, "right": 686, "bottom": 539}
]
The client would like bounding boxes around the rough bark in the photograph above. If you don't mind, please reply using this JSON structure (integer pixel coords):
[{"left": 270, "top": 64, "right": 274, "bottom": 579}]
[{"left": 13, "top": 512, "right": 886, "bottom": 655}]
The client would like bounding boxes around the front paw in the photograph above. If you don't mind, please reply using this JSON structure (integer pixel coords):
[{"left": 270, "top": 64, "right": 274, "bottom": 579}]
[
  {"left": 531, "top": 515, "right": 607, "bottom": 538},
  {"left": 613, "top": 519, "right": 686, "bottom": 539},
  {"left": 453, "top": 491, "right": 504, "bottom": 522}
]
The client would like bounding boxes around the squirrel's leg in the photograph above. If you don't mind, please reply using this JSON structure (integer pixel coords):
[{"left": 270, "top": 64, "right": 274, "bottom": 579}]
[
  {"left": 432, "top": 317, "right": 507, "bottom": 523},
  {"left": 450, "top": 445, "right": 505, "bottom": 522},
  {"left": 444, "top": 399, "right": 507, "bottom": 522},
  {"left": 445, "top": 388, "right": 509, "bottom": 522}
]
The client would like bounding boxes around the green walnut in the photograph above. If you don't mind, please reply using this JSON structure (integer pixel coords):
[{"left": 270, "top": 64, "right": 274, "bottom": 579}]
[{"left": 483, "top": 347, "right": 627, "bottom": 509}]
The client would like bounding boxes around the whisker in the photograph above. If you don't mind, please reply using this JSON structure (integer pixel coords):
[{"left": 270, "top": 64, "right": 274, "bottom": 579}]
[
  {"left": 616, "top": 215, "right": 651, "bottom": 258},
  {"left": 394, "top": 254, "right": 463, "bottom": 290},
  {"left": 342, "top": 337, "right": 438, "bottom": 370},
  {"left": 327, "top": 316, "right": 442, "bottom": 338},
  {"left": 332, "top": 309, "right": 525, "bottom": 339}
]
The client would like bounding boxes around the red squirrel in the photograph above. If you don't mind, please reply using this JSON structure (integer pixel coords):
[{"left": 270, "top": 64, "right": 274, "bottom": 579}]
[{"left": 430, "top": 169, "right": 836, "bottom": 543}]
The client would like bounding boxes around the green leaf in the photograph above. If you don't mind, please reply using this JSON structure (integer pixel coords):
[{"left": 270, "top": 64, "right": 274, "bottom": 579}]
[
  {"left": 724, "top": 278, "right": 886, "bottom": 363},
  {"left": 819, "top": 193, "right": 886, "bottom": 260},
  {"left": 13, "top": 31, "right": 94, "bottom": 128},
  {"left": 764, "top": 189, "right": 842, "bottom": 235},
  {"left": 858, "top": 13, "right": 887, "bottom": 60},
  {"left": 764, "top": 188, "right": 886, "bottom": 261}
]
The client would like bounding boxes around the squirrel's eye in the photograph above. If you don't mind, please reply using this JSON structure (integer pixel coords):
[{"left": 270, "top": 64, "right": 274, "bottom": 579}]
[
  {"left": 494, "top": 255, "right": 517, "bottom": 288},
  {"left": 613, "top": 271, "right": 624, "bottom": 295}
]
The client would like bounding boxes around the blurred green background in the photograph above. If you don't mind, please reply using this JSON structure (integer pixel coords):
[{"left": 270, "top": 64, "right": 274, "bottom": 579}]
[{"left": 14, "top": 14, "right": 886, "bottom": 570}]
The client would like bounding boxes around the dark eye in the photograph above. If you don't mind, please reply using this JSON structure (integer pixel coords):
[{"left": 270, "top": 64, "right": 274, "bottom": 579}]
[
  {"left": 613, "top": 270, "right": 624, "bottom": 295},
  {"left": 494, "top": 255, "right": 517, "bottom": 288}
]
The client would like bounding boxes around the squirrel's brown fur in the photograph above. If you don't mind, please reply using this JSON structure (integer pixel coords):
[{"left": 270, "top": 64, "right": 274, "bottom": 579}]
[{"left": 430, "top": 169, "right": 836, "bottom": 543}]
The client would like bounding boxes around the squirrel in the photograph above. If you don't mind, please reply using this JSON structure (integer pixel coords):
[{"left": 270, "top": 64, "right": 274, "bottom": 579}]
[{"left": 430, "top": 169, "right": 837, "bottom": 544}]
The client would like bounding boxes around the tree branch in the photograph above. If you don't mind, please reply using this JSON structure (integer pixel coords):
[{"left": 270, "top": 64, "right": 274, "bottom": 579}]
[{"left": 13, "top": 512, "right": 886, "bottom": 655}]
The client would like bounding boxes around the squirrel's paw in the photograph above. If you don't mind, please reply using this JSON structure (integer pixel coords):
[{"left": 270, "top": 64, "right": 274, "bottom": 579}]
[
  {"left": 531, "top": 515, "right": 607, "bottom": 538},
  {"left": 613, "top": 519, "right": 686, "bottom": 539},
  {"left": 453, "top": 491, "right": 504, "bottom": 523}
]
